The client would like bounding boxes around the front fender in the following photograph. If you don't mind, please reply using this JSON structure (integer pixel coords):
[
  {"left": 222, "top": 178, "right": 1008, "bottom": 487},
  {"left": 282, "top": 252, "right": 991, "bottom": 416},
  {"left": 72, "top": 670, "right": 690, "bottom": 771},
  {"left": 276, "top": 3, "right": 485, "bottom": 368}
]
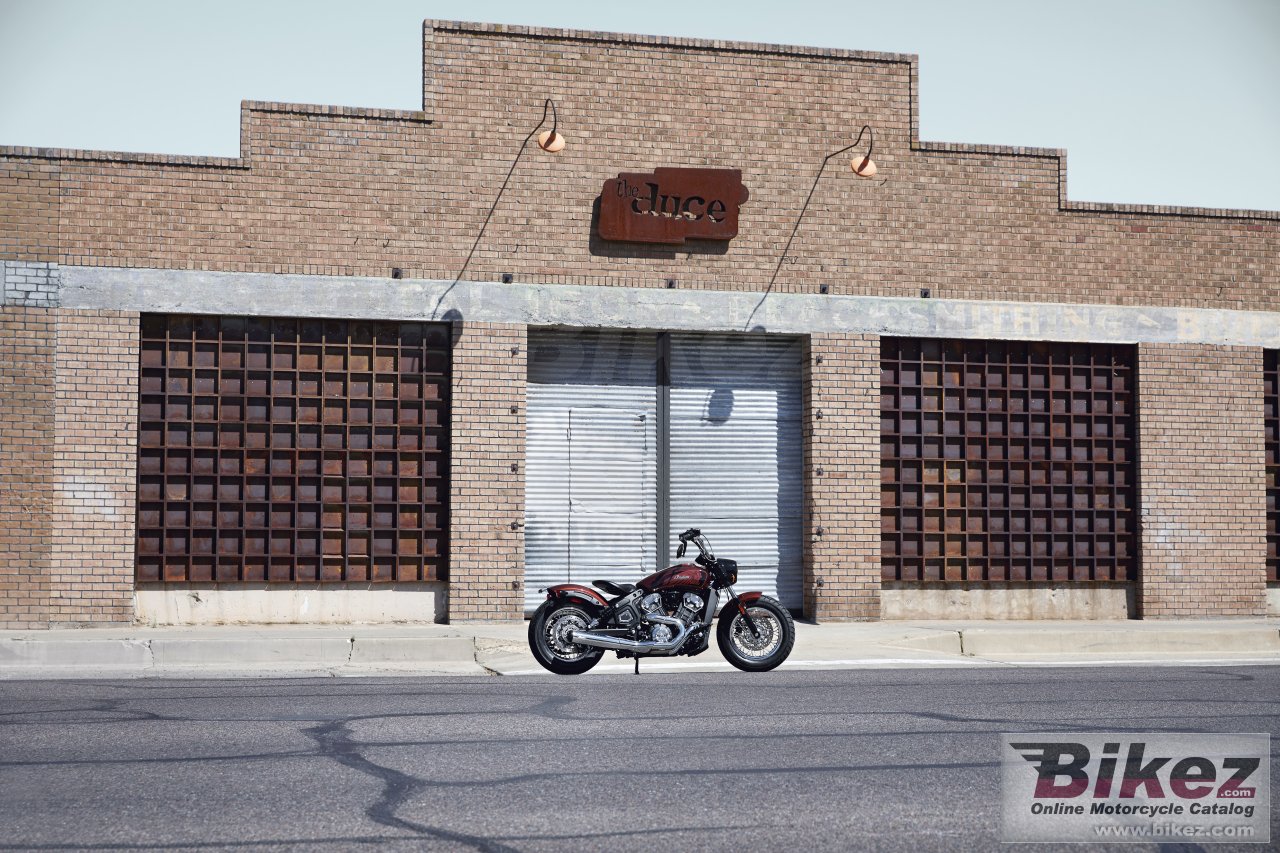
[{"left": 720, "top": 591, "right": 767, "bottom": 637}]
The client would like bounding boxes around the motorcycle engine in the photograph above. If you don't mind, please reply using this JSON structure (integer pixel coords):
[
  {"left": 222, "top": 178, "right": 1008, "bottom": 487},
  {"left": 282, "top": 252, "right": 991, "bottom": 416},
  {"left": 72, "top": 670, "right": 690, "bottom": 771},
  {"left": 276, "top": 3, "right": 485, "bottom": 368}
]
[
  {"left": 639, "top": 593, "right": 673, "bottom": 643},
  {"left": 675, "top": 592, "right": 705, "bottom": 624},
  {"left": 639, "top": 591, "right": 706, "bottom": 644}
]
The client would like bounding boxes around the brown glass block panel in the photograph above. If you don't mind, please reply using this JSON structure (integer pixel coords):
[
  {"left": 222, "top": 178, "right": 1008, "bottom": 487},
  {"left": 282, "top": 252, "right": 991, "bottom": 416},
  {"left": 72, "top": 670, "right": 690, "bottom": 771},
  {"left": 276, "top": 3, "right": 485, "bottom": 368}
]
[
  {"left": 881, "top": 338, "right": 1137, "bottom": 584},
  {"left": 346, "top": 505, "right": 370, "bottom": 530},
  {"left": 296, "top": 453, "right": 320, "bottom": 478},
  {"left": 298, "top": 344, "right": 322, "bottom": 371},
  {"left": 137, "top": 557, "right": 162, "bottom": 582},
  {"left": 294, "top": 559, "right": 319, "bottom": 583},
  {"left": 189, "top": 557, "right": 215, "bottom": 583},
  {"left": 370, "top": 558, "right": 395, "bottom": 582},
  {"left": 244, "top": 370, "right": 269, "bottom": 396},
  {"left": 1267, "top": 350, "right": 1279, "bottom": 582},
  {"left": 349, "top": 428, "right": 373, "bottom": 451},
  {"left": 344, "top": 558, "right": 370, "bottom": 583},
  {"left": 298, "top": 398, "right": 321, "bottom": 423},
  {"left": 137, "top": 315, "right": 450, "bottom": 583},
  {"left": 242, "top": 557, "right": 267, "bottom": 582},
  {"left": 320, "top": 559, "right": 345, "bottom": 582},
  {"left": 349, "top": 373, "right": 372, "bottom": 398},
  {"left": 372, "top": 531, "right": 396, "bottom": 556},
  {"left": 296, "top": 504, "right": 320, "bottom": 529},
  {"left": 350, "top": 348, "right": 373, "bottom": 373},
  {"left": 268, "top": 559, "right": 293, "bottom": 582}
]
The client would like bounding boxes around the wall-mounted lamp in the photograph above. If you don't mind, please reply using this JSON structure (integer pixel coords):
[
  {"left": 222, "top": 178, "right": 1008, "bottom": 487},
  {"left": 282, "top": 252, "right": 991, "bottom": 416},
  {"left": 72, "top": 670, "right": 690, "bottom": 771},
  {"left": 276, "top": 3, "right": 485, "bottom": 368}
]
[
  {"left": 536, "top": 99, "right": 566, "bottom": 152},
  {"left": 744, "top": 124, "right": 882, "bottom": 330},
  {"left": 435, "top": 98, "right": 567, "bottom": 317},
  {"left": 848, "top": 125, "right": 877, "bottom": 177}
]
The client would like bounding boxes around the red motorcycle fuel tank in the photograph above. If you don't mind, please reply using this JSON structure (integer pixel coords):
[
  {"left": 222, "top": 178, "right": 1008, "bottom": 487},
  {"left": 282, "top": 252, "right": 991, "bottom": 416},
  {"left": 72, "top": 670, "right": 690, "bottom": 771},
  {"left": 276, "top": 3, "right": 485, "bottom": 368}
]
[{"left": 638, "top": 564, "right": 709, "bottom": 593}]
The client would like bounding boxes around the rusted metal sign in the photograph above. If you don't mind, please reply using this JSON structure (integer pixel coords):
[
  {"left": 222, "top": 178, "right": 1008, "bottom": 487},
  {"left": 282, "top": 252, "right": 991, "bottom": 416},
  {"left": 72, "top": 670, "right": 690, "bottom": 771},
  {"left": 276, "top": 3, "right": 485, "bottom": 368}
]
[{"left": 597, "top": 167, "right": 749, "bottom": 244}]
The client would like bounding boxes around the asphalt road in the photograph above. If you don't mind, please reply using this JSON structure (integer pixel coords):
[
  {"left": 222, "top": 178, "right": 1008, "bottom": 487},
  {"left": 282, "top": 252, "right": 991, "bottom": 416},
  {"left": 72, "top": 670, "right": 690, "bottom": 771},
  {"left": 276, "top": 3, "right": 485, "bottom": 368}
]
[{"left": 1, "top": 667, "right": 1277, "bottom": 852}]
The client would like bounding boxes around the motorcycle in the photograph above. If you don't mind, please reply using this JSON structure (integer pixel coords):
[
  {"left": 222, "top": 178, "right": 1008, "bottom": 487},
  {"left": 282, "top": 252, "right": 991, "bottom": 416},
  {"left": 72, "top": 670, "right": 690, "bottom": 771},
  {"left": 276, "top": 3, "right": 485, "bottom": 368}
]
[{"left": 528, "top": 528, "right": 796, "bottom": 674}]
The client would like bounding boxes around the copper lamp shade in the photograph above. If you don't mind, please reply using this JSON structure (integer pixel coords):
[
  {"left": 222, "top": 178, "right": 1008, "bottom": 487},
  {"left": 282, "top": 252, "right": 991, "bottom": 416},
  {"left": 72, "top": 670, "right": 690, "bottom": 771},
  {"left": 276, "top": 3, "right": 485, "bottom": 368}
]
[
  {"left": 849, "top": 126, "right": 876, "bottom": 177},
  {"left": 537, "top": 130, "right": 565, "bottom": 152}
]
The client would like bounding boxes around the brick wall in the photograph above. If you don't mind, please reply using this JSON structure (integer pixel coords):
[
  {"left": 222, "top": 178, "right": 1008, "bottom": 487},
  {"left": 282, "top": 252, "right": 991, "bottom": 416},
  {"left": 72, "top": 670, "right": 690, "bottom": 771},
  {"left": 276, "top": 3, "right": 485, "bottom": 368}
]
[
  {"left": 48, "top": 310, "right": 139, "bottom": 625},
  {"left": 3, "top": 261, "right": 61, "bottom": 307},
  {"left": 802, "top": 333, "right": 880, "bottom": 620},
  {"left": 448, "top": 321, "right": 526, "bottom": 621},
  {"left": 0, "top": 307, "right": 55, "bottom": 628},
  {"left": 0, "top": 23, "right": 1275, "bottom": 310},
  {"left": 1137, "top": 343, "right": 1268, "bottom": 617},
  {"left": 0, "top": 160, "right": 59, "bottom": 262}
]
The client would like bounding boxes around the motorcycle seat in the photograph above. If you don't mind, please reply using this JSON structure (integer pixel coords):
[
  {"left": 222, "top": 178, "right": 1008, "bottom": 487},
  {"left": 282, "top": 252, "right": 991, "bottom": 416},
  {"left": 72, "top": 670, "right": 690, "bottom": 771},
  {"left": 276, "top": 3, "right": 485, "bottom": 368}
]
[{"left": 592, "top": 580, "right": 635, "bottom": 597}]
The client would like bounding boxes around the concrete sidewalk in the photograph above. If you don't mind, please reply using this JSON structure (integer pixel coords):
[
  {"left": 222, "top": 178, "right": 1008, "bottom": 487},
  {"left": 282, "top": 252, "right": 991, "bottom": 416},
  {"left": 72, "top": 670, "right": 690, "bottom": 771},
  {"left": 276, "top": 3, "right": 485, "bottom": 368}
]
[{"left": 1, "top": 618, "right": 1278, "bottom": 679}]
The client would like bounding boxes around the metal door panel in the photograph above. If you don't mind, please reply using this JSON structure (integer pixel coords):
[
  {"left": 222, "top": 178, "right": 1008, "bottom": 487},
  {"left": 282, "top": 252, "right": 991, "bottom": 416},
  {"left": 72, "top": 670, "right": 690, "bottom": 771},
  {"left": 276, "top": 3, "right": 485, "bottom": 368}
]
[
  {"left": 668, "top": 334, "right": 804, "bottom": 609},
  {"left": 525, "top": 332, "right": 658, "bottom": 612}
]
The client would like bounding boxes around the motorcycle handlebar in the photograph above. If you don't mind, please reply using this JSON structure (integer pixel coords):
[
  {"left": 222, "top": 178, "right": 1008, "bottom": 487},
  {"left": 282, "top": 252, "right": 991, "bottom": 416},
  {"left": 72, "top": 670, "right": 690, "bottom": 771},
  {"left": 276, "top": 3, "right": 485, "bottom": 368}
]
[{"left": 678, "top": 528, "right": 701, "bottom": 542}]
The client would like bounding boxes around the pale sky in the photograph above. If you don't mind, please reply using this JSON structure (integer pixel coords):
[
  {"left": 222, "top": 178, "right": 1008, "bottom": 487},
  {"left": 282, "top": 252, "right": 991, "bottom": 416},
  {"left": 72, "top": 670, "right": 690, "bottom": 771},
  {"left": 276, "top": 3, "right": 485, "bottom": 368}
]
[{"left": 1, "top": 0, "right": 1277, "bottom": 212}]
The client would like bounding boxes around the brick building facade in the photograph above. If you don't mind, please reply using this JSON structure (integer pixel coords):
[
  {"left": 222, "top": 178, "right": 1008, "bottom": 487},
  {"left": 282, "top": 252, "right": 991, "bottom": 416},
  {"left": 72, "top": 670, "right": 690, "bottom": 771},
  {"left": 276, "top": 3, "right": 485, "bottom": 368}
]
[{"left": 1, "top": 21, "right": 1277, "bottom": 627}]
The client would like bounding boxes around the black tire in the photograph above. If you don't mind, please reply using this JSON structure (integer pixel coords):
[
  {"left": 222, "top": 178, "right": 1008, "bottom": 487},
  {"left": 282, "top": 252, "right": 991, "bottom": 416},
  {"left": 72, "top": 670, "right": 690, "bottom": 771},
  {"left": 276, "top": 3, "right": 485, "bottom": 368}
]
[
  {"left": 716, "top": 596, "right": 795, "bottom": 672},
  {"left": 528, "top": 600, "right": 604, "bottom": 675}
]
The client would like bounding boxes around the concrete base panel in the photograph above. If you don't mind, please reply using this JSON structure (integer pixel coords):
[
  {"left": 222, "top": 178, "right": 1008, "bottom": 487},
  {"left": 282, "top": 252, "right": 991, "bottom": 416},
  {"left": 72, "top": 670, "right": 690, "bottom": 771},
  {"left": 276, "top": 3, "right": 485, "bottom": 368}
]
[
  {"left": 880, "top": 583, "right": 1136, "bottom": 620},
  {"left": 134, "top": 584, "right": 446, "bottom": 626},
  {"left": 1269, "top": 584, "right": 1280, "bottom": 617}
]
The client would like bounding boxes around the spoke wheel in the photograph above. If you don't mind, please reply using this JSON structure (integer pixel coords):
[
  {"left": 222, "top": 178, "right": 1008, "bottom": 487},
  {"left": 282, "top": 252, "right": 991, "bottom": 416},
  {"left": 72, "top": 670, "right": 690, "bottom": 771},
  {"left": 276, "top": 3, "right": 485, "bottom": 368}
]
[
  {"left": 528, "top": 601, "right": 604, "bottom": 675},
  {"left": 544, "top": 607, "right": 592, "bottom": 661},
  {"left": 716, "top": 596, "right": 795, "bottom": 672},
  {"left": 728, "top": 607, "right": 784, "bottom": 660}
]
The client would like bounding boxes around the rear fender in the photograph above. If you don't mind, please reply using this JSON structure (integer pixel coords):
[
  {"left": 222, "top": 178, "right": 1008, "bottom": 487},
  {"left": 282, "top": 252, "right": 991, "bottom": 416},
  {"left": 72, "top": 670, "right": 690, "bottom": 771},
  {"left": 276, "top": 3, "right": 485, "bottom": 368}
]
[{"left": 545, "top": 583, "right": 607, "bottom": 614}]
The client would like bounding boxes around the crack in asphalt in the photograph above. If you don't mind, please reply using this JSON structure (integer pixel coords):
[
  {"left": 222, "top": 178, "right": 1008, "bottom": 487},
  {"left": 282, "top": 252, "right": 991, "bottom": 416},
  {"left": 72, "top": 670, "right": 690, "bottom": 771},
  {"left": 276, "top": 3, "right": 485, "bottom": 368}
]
[{"left": 302, "top": 718, "right": 522, "bottom": 853}]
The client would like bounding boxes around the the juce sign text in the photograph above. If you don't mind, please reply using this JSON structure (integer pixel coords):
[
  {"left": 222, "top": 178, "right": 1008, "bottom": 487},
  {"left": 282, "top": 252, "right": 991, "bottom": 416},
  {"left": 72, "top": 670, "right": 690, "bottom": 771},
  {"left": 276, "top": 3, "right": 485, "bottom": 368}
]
[{"left": 597, "top": 168, "right": 749, "bottom": 245}]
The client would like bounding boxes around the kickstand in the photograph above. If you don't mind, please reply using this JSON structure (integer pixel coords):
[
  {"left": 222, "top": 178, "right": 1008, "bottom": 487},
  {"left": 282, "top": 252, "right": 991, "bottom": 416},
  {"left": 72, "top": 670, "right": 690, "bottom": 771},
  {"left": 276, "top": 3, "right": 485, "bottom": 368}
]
[{"left": 634, "top": 656, "right": 640, "bottom": 675}]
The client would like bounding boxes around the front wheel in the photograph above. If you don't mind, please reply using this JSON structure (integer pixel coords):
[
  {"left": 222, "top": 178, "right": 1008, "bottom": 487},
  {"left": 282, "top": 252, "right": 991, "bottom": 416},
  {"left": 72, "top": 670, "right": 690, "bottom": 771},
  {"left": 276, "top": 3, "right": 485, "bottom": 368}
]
[
  {"left": 528, "top": 600, "right": 604, "bottom": 675},
  {"left": 716, "top": 596, "right": 795, "bottom": 672}
]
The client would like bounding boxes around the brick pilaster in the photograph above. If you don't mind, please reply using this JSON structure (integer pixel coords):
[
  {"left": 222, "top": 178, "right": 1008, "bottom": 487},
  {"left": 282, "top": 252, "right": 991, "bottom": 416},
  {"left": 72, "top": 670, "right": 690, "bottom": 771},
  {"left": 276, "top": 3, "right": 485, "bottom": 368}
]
[
  {"left": 48, "top": 309, "right": 138, "bottom": 625},
  {"left": 1137, "top": 343, "right": 1268, "bottom": 617},
  {"left": 447, "top": 321, "right": 526, "bottom": 621},
  {"left": 0, "top": 307, "right": 56, "bottom": 628},
  {"left": 802, "top": 333, "right": 881, "bottom": 620}
]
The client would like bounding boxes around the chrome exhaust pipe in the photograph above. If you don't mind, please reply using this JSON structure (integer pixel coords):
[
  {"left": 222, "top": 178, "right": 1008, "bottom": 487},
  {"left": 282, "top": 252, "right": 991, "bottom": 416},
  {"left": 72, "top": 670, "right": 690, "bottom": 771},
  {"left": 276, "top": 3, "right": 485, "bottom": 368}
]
[{"left": 570, "top": 612, "right": 690, "bottom": 656}]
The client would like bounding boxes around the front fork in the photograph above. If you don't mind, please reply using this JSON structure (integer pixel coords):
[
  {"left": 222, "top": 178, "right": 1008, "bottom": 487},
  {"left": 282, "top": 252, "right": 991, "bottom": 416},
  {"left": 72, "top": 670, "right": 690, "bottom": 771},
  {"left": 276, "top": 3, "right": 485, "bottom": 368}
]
[{"left": 723, "top": 586, "right": 762, "bottom": 638}]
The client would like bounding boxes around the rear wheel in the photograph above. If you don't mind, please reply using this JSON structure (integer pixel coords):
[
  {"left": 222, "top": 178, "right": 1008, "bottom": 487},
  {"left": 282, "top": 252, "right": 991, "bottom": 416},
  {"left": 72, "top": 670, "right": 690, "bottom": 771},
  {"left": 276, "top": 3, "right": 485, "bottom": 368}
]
[
  {"left": 528, "top": 600, "right": 604, "bottom": 675},
  {"left": 716, "top": 596, "right": 794, "bottom": 672}
]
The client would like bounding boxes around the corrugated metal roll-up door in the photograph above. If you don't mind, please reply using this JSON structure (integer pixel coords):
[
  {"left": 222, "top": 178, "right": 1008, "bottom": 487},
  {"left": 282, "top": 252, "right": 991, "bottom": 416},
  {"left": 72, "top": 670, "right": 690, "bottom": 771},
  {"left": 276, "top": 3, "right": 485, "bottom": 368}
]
[
  {"left": 668, "top": 334, "right": 804, "bottom": 610},
  {"left": 525, "top": 331, "right": 658, "bottom": 613}
]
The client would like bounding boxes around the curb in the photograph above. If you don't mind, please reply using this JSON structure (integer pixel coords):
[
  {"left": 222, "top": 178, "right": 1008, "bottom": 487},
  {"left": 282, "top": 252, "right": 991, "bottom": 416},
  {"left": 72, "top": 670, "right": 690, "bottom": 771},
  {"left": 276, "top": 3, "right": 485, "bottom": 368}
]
[
  {"left": 0, "top": 634, "right": 483, "bottom": 673},
  {"left": 963, "top": 626, "right": 1280, "bottom": 657},
  {"left": 0, "top": 638, "right": 153, "bottom": 668},
  {"left": 887, "top": 626, "right": 1280, "bottom": 657},
  {"left": 349, "top": 636, "right": 477, "bottom": 665}
]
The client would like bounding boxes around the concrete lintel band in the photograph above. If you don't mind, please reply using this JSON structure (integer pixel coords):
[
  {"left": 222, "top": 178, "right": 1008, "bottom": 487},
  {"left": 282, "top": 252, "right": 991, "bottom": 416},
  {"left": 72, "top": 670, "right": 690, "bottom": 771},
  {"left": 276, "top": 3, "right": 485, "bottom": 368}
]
[{"left": 60, "top": 266, "right": 1280, "bottom": 349}]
